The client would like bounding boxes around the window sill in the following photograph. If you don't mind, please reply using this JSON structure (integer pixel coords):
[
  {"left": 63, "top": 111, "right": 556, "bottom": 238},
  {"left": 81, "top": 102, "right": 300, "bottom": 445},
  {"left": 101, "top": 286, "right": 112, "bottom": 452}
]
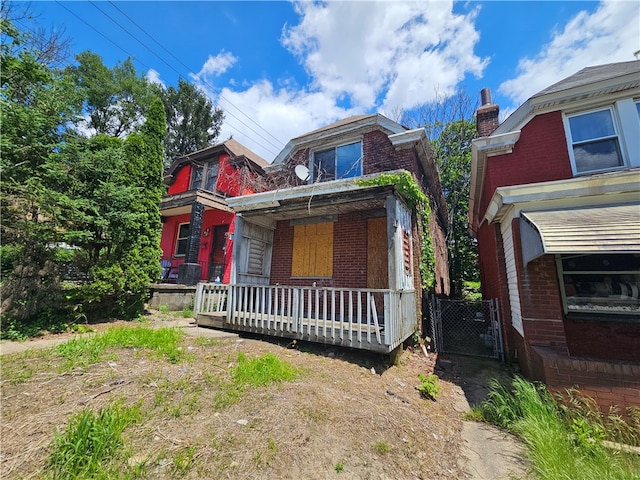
[{"left": 565, "top": 312, "right": 640, "bottom": 323}]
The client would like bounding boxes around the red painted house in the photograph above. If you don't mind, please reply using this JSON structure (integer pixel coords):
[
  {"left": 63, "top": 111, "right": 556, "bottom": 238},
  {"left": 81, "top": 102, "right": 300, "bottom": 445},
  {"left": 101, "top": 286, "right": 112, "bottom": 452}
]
[
  {"left": 470, "top": 60, "right": 640, "bottom": 412},
  {"left": 159, "top": 139, "right": 268, "bottom": 285},
  {"left": 195, "top": 114, "right": 450, "bottom": 355}
]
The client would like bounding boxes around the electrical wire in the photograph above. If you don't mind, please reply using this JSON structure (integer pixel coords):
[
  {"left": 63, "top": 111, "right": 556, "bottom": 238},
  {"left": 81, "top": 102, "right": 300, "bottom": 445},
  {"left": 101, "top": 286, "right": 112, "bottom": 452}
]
[
  {"left": 52, "top": 0, "right": 283, "bottom": 159},
  {"left": 93, "top": 0, "right": 285, "bottom": 156}
]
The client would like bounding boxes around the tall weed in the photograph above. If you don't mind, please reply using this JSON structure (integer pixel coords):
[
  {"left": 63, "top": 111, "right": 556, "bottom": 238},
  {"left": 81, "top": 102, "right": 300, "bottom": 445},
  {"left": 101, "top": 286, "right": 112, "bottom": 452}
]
[
  {"left": 48, "top": 401, "right": 141, "bottom": 479},
  {"left": 474, "top": 376, "right": 640, "bottom": 480}
]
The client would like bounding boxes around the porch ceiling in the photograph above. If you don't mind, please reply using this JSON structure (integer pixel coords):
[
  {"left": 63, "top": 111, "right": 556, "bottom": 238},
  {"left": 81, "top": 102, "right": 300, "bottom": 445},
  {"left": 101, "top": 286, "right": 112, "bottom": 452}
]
[{"left": 237, "top": 186, "right": 393, "bottom": 221}]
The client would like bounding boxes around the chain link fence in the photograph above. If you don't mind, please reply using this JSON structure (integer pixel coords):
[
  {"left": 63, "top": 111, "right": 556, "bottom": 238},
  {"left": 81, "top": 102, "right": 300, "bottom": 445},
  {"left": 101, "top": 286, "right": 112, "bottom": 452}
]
[{"left": 429, "top": 297, "right": 503, "bottom": 360}]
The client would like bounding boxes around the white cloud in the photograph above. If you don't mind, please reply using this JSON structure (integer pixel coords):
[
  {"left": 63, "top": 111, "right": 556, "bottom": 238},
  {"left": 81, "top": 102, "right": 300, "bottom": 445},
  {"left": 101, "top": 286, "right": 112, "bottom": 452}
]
[
  {"left": 191, "top": 51, "right": 238, "bottom": 81},
  {"left": 192, "top": 1, "right": 489, "bottom": 161},
  {"left": 207, "top": 80, "right": 354, "bottom": 162},
  {"left": 146, "top": 68, "right": 165, "bottom": 88},
  {"left": 281, "top": 1, "right": 487, "bottom": 112},
  {"left": 499, "top": 0, "right": 640, "bottom": 107}
]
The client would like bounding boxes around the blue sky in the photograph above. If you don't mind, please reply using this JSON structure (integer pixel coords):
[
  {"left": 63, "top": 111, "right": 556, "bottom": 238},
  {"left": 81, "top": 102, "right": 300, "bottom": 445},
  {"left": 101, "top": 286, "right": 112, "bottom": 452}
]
[{"left": 18, "top": 1, "right": 640, "bottom": 161}]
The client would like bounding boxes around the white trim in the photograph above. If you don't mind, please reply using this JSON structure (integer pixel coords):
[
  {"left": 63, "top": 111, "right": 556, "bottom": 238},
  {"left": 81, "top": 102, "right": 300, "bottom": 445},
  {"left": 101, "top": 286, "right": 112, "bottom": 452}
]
[
  {"left": 499, "top": 208, "right": 524, "bottom": 336},
  {"left": 484, "top": 168, "right": 640, "bottom": 225}
]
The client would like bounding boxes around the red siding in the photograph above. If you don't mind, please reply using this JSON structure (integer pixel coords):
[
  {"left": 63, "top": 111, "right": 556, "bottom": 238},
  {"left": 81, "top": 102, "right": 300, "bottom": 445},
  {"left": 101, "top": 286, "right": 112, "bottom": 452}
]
[
  {"left": 159, "top": 210, "right": 235, "bottom": 282},
  {"left": 168, "top": 164, "right": 192, "bottom": 195}
]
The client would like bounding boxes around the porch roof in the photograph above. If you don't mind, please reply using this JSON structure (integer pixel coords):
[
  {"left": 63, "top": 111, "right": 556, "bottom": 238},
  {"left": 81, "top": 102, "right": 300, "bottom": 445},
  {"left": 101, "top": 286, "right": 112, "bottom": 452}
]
[
  {"left": 520, "top": 203, "right": 640, "bottom": 264},
  {"left": 160, "top": 189, "right": 234, "bottom": 216},
  {"left": 226, "top": 171, "right": 402, "bottom": 221}
]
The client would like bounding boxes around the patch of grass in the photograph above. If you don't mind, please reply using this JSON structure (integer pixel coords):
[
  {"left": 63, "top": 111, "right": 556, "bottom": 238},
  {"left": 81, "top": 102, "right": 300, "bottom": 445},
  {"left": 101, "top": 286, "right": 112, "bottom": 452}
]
[
  {"left": 417, "top": 373, "right": 440, "bottom": 400},
  {"left": 55, "top": 325, "right": 185, "bottom": 371},
  {"left": 181, "top": 308, "right": 193, "bottom": 318},
  {"left": 232, "top": 352, "right": 299, "bottom": 387},
  {"left": 473, "top": 376, "right": 640, "bottom": 480},
  {"left": 172, "top": 446, "right": 197, "bottom": 475},
  {"left": 48, "top": 401, "right": 141, "bottom": 479},
  {"left": 1, "top": 349, "right": 55, "bottom": 384},
  {"left": 334, "top": 462, "right": 345, "bottom": 473},
  {"left": 373, "top": 441, "right": 391, "bottom": 455},
  {"left": 157, "top": 304, "right": 170, "bottom": 314}
]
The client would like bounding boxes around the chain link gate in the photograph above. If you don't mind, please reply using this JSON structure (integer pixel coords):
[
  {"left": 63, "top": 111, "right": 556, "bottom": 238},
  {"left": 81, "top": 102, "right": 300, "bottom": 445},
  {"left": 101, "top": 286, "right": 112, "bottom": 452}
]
[{"left": 430, "top": 297, "right": 503, "bottom": 360}]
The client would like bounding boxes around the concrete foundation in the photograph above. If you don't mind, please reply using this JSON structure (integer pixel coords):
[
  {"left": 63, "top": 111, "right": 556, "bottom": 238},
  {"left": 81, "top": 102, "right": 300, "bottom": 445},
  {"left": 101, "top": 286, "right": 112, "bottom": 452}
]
[{"left": 149, "top": 284, "right": 197, "bottom": 311}]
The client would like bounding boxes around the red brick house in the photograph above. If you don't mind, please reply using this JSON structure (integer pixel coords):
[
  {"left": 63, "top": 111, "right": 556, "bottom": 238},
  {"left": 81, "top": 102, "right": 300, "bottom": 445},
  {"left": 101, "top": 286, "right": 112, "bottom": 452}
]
[
  {"left": 197, "top": 114, "right": 449, "bottom": 354},
  {"left": 159, "top": 139, "right": 268, "bottom": 285},
  {"left": 470, "top": 60, "right": 640, "bottom": 412}
]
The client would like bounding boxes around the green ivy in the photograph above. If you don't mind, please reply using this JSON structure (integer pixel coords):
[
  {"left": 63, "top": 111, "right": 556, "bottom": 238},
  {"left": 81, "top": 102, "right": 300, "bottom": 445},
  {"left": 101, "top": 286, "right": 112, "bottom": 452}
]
[
  {"left": 355, "top": 171, "right": 427, "bottom": 210},
  {"left": 356, "top": 171, "right": 435, "bottom": 289}
]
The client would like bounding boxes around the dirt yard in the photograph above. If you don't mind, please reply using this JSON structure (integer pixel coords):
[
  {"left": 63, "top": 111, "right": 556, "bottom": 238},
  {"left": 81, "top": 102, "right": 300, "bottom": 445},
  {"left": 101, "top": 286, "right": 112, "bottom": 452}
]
[{"left": 0, "top": 311, "right": 522, "bottom": 479}]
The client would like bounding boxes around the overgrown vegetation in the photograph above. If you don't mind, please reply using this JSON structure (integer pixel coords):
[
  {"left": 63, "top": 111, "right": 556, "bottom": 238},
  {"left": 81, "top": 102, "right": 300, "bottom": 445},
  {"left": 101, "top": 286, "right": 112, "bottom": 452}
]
[
  {"left": 48, "top": 401, "right": 141, "bottom": 479},
  {"left": 0, "top": 8, "right": 223, "bottom": 339},
  {"left": 472, "top": 376, "right": 640, "bottom": 480}
]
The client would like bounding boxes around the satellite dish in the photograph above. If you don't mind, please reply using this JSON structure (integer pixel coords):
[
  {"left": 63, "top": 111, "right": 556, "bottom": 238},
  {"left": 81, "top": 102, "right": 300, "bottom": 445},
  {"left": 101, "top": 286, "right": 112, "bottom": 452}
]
[{"left": 294, "top": 164, "right": 310, "bottom": 181}]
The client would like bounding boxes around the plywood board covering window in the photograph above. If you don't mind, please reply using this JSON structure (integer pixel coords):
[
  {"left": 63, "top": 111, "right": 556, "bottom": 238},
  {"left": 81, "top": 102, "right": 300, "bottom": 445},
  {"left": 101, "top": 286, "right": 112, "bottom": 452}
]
[{"left": 292, "top": 222, "right": 333, "bottom": 277}]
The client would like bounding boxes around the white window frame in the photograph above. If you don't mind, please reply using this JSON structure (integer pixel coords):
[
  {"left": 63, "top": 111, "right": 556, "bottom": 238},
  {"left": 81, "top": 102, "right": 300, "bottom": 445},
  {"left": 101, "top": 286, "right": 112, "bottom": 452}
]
[
  {"left": 564, "top": 105, "right": 625, "bottom": 175},
  {"left": 175, "top": 222, "right": 190, "bottom": 257},
  {"left": 309, "top": 140, "right": 363, "bottom": 182}
]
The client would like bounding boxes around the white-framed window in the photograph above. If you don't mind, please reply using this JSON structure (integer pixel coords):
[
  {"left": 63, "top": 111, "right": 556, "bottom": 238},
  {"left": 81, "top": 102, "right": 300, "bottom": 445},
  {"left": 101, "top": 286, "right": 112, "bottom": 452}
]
[
  {"left": 311, "top": 141, "right": 362, "bottom": 182},
  {"left": 557, "top": 253, "right": 640, "bottom": 317},
  {"left": 190, "top": 161, "right": 219, "bottom": 191},
  {"left": 175, "top": 223, "right": 190, "bottom": 256},
  {"left": 565, "top": 107, "right": 623, "bottom": 174}
]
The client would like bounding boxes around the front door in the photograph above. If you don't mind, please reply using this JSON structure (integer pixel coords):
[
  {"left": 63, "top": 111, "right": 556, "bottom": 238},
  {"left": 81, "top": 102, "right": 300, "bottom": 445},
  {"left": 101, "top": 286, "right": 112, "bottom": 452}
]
[{"left": 208, "top": 225, "right": 229, "bottom": 282}]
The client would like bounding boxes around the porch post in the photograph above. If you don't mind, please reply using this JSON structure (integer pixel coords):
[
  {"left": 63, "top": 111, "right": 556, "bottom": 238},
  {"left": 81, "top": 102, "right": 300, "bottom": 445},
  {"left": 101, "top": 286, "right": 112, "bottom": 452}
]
[
  {"left": 178, "top": 202, "right": 204, "bottom": 285},
  {"left": 386, "top": 195, "right": 399, "bottom": 291}
]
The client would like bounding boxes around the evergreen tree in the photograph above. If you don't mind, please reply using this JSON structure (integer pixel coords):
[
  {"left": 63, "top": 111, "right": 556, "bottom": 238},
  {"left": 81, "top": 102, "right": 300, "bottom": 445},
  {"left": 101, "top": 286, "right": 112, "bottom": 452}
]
[{"left": 155, "top": 78, "right": 224, "bottom": 167}]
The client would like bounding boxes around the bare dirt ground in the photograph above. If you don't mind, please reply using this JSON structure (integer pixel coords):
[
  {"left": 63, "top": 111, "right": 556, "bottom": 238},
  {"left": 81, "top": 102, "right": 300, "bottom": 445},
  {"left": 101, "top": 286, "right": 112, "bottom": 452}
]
[{"left": 0, "top": 310, "right": 529, "bottom": 479}]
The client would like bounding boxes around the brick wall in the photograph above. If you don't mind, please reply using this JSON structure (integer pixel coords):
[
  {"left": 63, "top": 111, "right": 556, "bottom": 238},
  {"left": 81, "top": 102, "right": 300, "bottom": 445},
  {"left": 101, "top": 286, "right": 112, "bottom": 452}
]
[
  {"left": 480, "top": 111, "right": 573, "bottom": 217},
  {"left": 564, "top": 319, "right": 640, "bottom": 362},
  {"left": 363, "top": 130, "right": 420, "bottom": 174},
  {"left": 527, "top": 345, "right": 640, "bottom": 414}
]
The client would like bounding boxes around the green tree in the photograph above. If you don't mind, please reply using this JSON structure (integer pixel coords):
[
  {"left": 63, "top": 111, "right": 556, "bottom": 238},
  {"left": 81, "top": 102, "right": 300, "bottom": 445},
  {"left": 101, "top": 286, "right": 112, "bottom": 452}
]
[
  {"left": 400, "top": 90, "right": 479, "bottom": 297},
  {"left": 0, "top": 11, "right": 81, "bottom": 322},
  {"left": 65, "top": 51, "right": 153, "bottom": 138},
  {"left": 431, "top": 119, "right": 478, "bottom": 296},
  {"left": 155, "top": 78, "right": 224, "bottom": 167},
  {"left": 1, "top": 13, "right": 166, "bottom": 330}
]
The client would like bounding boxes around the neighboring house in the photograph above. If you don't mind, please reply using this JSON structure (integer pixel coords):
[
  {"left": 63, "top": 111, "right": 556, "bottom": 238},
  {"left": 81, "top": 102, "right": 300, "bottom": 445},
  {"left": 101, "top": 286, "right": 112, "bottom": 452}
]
[
  {"left": 159, "top": 139, "right": 268, "bottom": 285},
  {"left": 196, "top": 114, "right": 450, "bottom": 355},
  {"left": 469, "top": 60, "right": 640, "bottom": 412}
]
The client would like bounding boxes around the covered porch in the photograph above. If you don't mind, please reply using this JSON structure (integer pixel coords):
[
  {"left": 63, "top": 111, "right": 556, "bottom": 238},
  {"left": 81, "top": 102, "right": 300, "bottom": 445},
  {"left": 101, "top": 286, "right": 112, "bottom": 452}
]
[{"left": 194, "top": 173, "right": 422, "bottom": 354}]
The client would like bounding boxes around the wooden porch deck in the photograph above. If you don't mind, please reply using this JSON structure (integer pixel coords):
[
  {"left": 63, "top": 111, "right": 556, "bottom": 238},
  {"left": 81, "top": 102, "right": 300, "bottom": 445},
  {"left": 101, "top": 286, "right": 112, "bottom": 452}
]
[{"left": 194, "top": 283, "right": 417, "bottom": 354}]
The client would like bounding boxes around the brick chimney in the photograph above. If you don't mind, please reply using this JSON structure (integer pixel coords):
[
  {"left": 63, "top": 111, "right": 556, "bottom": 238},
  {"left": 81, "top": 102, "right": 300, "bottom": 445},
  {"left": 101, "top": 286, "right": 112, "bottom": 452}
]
[{"left": 476, "top": 88, "right": 499, "bottom": 137}]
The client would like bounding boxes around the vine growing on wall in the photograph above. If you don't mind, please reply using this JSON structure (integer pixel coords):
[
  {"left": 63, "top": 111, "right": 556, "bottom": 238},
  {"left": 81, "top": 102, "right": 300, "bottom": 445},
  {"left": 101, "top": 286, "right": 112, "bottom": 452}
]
[{"left": 356, "top": 171, "right": 435, "bottom": 289}]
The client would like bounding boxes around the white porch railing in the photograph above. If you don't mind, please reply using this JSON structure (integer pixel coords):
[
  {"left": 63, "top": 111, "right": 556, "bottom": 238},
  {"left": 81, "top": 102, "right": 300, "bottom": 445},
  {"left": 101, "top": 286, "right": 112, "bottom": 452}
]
[{"left": 194, "top": 283, "right": 416, "bottom": 354}]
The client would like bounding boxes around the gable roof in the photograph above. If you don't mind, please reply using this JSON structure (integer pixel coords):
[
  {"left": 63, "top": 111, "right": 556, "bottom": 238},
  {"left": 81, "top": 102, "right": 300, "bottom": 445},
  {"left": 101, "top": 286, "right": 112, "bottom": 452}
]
[
  {"left": 164, "top": 138, "right": 268, "bottom": 183},
  {"left": 271, "top": 114, "right": 407, "bottom": 166},
  {"left": 495, "top": 60, "right": 640, "bottom": 135}
]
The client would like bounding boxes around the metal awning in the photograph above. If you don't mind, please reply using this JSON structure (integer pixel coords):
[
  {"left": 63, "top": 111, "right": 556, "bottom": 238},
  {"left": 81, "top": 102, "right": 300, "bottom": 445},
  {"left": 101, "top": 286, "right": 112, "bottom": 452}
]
[{"left": 520, "top": 203, "right": 640, "bottom": 265}]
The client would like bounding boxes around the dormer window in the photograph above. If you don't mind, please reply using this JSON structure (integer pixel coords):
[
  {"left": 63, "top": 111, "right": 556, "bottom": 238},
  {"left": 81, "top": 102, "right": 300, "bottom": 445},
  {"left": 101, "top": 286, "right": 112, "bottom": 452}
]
[
  {"left": 566, "top": 107, "right": 623, "bottom": 174},
  {"left": 191, "top": 161, "right": 219, "bottom": 191},
  {"left": 311, "top": 141, "right": 362, "bottom": 182}
]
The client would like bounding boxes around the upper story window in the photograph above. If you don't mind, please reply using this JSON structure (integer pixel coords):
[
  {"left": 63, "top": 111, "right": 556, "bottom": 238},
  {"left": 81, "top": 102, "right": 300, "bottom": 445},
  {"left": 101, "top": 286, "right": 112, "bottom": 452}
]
[
  {"left": 566, "top": 107, "right": 623, "bottom": 174},
  {"left": 311, "top": 141, "right": 362, "bottom": 182},
  {"left": 190, "top": 161, "right": 219, "bottom": 191}
]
